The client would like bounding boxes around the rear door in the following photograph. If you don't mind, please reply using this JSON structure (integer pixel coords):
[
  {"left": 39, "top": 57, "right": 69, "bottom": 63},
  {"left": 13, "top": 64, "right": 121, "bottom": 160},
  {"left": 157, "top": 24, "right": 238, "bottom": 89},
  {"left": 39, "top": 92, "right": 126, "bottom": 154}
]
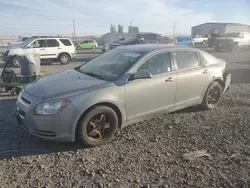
[
  {"left": 172, "top": 50, "right": 212, "bottom": 108},
  {"left": 44, "top": 39, "right": 60, "bottom": 59}
]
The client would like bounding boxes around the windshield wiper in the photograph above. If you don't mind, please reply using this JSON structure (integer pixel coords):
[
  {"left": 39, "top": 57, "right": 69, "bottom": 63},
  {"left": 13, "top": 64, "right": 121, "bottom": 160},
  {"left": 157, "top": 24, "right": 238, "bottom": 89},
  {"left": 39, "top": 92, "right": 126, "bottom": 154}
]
[{"left": 83, "top": 72, "right": 104, "bottom": 80}]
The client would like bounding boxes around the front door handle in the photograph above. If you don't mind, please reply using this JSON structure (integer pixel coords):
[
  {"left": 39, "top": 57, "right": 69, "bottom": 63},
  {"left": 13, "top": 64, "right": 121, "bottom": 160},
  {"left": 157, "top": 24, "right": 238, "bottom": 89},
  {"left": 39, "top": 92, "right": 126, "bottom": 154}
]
[
  {"left": 203, "top": 70, "right": 209, "bottom": 74},
  {"left": 57, "top": 48, "right": 62, "bottom": 49},
  {"left": 40, "top": 49, "right": 45, "bottom": 50},
  {"left": 165, "top": 77, "right": 175, "bottom": 82}
]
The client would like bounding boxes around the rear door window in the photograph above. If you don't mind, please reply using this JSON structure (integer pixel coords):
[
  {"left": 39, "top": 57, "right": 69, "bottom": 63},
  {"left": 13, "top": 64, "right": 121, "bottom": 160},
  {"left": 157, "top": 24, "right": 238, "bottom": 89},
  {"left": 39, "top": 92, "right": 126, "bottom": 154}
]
[
  {"left": 46, "top": 39, "right": 59, "bottom": 47},
  {"left": 138, "top": 52, "right": 172, "bottom": 76},
  {"left": 59, "top": 39, "right": 72, "bottom": 46},
  {"left": 173, "top": 51, "right": 200, "bottom": 70}
]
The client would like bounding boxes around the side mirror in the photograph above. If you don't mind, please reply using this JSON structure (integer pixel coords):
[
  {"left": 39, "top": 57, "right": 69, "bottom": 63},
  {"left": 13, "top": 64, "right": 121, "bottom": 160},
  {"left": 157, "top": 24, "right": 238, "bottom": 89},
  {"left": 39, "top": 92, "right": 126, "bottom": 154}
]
[
  {"left": 138, "top": 37, "right": 145, "bottom": 42},
  {"left": 134, "top": 70, "right": 152, "bottom": 79}
]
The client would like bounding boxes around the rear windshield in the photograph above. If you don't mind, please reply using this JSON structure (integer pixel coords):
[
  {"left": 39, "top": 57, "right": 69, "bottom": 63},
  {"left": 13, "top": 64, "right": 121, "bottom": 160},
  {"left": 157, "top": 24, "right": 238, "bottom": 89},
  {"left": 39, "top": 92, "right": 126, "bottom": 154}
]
[
  {"left": 59, "top": 39, "right": 72, "bottom": 46},
  {"left": 224, "top": 33, "right": 240, "bottom": 37}
]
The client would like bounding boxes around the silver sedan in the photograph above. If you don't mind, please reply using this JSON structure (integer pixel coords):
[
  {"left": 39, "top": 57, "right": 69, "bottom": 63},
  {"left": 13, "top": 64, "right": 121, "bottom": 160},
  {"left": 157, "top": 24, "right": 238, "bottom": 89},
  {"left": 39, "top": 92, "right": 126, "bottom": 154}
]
[{"left": 16, "top": 44, "right": 231, "bottom": 147}]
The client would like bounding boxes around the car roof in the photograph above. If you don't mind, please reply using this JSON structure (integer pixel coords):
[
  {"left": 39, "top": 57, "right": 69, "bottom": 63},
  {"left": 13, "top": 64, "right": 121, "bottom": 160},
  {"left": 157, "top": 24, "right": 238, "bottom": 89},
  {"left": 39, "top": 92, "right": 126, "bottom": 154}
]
[
  {"left": 115, "top": 44, "right": 198, "bottom": 53},
  {"left": 32, "top": 38, "right": 71, "bottom": 40}
]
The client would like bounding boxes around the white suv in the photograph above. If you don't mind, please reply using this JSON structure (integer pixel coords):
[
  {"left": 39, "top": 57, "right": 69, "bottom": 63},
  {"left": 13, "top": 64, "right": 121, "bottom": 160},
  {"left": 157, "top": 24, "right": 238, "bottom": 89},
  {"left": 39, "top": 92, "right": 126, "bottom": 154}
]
[{"left": 3, "top": 37, "right": 76, "bottom": 67}]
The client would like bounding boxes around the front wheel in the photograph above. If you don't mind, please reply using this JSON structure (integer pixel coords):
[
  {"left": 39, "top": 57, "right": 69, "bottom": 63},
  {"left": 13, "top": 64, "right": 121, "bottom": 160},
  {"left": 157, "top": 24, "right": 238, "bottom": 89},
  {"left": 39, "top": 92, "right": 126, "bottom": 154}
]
[
  {"left": 12, "top": 56, "right": 19, "bottom": 67},
  {"left": 76, "top": 106, "right": 118, "bottom": 147},
  {"left": 59, "top": 53, "right": 71, "bottom": 65},
  {"left": 200, "top": 81, "right": 222, "bottom": 110}
]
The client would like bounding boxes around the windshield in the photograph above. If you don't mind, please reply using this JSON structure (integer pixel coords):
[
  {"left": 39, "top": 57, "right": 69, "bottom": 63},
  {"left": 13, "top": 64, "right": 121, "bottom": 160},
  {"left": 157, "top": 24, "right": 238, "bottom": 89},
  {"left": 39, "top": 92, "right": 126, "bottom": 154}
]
[
  {"left": 78, "top": 49, "right": 144, "bottom": 81},
  {"left": 22, "top": 38, "right": 35, "bottom": 47},
  {"left": 224, "top": 33, "right": 240, "bottom": 37}
]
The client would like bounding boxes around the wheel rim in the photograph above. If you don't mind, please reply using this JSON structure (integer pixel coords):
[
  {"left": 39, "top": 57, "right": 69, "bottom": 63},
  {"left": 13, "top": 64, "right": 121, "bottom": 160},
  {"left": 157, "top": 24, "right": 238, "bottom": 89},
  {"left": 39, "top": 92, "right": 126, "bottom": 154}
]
[
  {"left": 61, "top": 55, "right": 69, "bottom": 64},
  {"left": 207, "top": 86, "right": 220, "bottom": 105},
  {"left": 86, "top": 113, "right": 112, "bottom": 142},
  {"left": 13, "top": 58, "right": 19, "bottom": 66}
]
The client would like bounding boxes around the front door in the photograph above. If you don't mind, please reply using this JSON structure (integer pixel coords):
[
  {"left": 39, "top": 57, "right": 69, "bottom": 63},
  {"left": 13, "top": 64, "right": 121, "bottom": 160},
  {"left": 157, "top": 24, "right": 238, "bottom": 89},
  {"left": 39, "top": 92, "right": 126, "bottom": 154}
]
[
  {"left": 125, "top": 52, "right": 177, "bottom": 121},
  {"left": 172, "top": 51, "right": 212, "bottom": 107},
  {"left": 26, "top": 39, "right": 47, "bottom": 57}
]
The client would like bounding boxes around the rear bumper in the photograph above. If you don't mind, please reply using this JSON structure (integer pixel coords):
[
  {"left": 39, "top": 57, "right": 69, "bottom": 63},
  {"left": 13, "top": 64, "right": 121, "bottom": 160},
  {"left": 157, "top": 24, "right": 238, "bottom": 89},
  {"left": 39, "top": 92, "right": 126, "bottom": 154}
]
[{"left": 223, "top": 73, "right": 231, "bottom": 93}]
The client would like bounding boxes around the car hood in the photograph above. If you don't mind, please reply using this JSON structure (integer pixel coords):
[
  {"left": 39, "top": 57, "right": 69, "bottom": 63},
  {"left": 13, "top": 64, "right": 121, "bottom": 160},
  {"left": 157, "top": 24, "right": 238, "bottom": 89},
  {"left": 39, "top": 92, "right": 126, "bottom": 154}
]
[
  {"left": 24, "top": 69, "right": 109, "bottom": 98},
  {"left": 7, "top": 43, "right": 24, "bottom": 49},
  {"left": 216, "top": 37, "right": 237, "bottom": 40}
]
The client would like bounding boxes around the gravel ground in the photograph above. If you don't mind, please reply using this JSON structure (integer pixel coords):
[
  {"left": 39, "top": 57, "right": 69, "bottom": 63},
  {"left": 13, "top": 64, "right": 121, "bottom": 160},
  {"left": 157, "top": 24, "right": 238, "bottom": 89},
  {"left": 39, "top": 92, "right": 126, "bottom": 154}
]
[{"left": 0, "top": 59, "right": 250, "bottom": 188}]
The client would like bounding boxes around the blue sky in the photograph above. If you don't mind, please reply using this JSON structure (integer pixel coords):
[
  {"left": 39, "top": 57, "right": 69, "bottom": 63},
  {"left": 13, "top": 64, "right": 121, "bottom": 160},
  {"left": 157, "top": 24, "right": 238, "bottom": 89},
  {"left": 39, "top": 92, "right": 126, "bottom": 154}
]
[{"left": 0, "top": 0, "right": 249, "bottom": 36}]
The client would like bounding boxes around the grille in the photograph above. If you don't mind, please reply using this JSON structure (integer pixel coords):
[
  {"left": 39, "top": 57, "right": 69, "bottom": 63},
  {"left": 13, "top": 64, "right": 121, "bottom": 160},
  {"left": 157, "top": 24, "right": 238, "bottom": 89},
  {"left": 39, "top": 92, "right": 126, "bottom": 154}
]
[
  {"left": 4, "top": 50, "right": 9, "bottom": 56},
  {"left": 21, "top": 96, "right": 31, "bottom": 105},
  {"left": 19, "top": 109, "right": 26, "bottom": 117}
]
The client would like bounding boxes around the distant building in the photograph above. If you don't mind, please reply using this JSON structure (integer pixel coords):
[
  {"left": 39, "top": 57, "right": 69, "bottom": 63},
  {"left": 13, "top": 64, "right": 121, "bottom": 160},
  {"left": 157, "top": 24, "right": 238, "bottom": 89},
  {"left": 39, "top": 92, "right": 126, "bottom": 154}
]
[{"left": 191, "top": 22, "right": 250, "bottom": 37}]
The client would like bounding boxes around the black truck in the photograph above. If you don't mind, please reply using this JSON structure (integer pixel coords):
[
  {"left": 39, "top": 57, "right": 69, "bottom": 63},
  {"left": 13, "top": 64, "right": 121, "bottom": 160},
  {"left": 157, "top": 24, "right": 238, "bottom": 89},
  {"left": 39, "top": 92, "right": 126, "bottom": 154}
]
[{"left": 109, "top": 33, "right": 159, "bottom": 50}]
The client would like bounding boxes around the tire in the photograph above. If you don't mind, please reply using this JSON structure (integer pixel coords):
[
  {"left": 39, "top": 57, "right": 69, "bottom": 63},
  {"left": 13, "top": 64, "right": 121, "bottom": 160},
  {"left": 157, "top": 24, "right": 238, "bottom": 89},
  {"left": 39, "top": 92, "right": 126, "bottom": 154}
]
[
  {"left": 203, "top": 40, "right": 206, "bottom": 45},
  {"left": 200, "top": 81, "right": 222, "bottom": 110},
  {"left": 76, "top": 106, "right": 119, "bottom": 147},
  {"left": 76, "top": 46, "right": 80, "bottom": 50},
  {"left": 12, "top": 56, "right": 19, "bottom": 67},
  {"left": 231, "top": 44, "right": 238, "bottom": 53},
  {"left": 188, "top": 43, "right": 193, "bottom": 47},
  {"left": 59, "top": 53, "right": 71, "bottom": 65},
  {"left": 92, "top": 45, "right": 96, "bottom": 50}
]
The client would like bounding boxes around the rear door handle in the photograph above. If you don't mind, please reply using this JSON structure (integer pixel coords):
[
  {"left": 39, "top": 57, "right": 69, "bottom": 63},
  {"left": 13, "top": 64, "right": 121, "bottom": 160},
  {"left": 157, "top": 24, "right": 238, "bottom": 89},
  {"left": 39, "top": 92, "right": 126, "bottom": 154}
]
[
  {"left": 203, "top": 70, "right": 209, "bottom": 74},
  {"left": 165, "top": 77, "right": 175, "bottom": 82}
]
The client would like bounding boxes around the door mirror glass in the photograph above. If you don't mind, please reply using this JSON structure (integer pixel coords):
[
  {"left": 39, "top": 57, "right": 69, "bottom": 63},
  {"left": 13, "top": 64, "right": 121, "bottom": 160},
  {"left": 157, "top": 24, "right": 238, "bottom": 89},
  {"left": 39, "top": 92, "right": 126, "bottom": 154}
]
[{"left": 134, "top": 70, "right": 152, "bottom": 79}]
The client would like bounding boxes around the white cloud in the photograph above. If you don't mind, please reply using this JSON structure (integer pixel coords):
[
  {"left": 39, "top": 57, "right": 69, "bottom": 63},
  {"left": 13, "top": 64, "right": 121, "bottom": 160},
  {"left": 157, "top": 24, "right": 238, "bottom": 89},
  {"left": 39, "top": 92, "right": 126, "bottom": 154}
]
[{"left": 0, "top": 0, "right": 215, "bottom": 36}]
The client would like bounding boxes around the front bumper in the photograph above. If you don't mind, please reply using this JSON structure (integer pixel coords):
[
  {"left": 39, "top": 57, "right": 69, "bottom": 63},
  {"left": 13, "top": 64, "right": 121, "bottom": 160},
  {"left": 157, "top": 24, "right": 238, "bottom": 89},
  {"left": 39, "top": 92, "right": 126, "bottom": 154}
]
[
  {"left": 1, "top": 55, "right": 12, "bottom": 63},
  {"left": 16, "top": 91, "right": 77, "bottom": 142}
]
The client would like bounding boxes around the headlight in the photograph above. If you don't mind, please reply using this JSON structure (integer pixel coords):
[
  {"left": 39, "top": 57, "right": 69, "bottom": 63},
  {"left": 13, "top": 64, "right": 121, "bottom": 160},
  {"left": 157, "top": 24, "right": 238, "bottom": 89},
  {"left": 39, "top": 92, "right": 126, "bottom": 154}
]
[{"left": 35, "top": 99, "right": 70, "bottom": 115}]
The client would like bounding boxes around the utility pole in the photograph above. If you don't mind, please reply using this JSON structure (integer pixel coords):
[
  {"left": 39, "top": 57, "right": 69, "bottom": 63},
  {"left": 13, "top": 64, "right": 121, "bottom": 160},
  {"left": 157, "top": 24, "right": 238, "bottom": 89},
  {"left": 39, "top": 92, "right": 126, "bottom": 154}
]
[
  {"left": 173, "top": 22, "right": 176, "bottom": 39},
  {"left": 73, "top": 19, "right": 76, "bottom": 37}
]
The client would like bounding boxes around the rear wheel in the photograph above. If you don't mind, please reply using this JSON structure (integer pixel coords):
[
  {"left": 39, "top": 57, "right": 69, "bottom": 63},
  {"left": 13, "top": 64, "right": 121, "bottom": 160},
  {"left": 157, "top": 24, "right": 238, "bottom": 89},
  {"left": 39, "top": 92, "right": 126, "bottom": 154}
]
[
  {"left": 231, "top": 44, "right": 238, "bottom": 52},
  {"left": 76, "top": 106, "right": 118, "bottom": 147},
  {"left": 12, "top": 56, "right": 19, "bottom": 67},
  {"left": 59, "top": 53, "right": 70, "bottom": 65},
  {"left": 201, "top": 81, "right": 222, "bottom": 110}
]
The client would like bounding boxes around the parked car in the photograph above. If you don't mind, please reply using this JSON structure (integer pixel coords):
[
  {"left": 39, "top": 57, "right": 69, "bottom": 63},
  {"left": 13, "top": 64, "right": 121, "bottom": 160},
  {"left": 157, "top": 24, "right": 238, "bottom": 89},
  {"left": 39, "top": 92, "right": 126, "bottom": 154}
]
[
  {"left": 104, "top": 38, "right": 126, "bottom": 52},
  {"left": 177, "top": 37, "right": 195, "bottom": 46},
  {"left": 2, "top": 37, "right": 76, "bottom": 67},
  {"left": 214, "top": 32, "right": 250, "bottom": 52},
  {"left": 108, "top": 33, "right": 159, "bottom": 50},
  {"left": 193, "top": 35, "right": 208, "bottom": 44},
  {"left": 76, "top": 39, "right": 98, "bottom": 50},
  {"left": 16, "top": 44, "right": 231, "bottom": 147},
  {"left": 7, "top": 37, "right": 30, "bottom": 49},
  {"left": 207, "top": 33, "right": 222, "bottom": 47}
]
